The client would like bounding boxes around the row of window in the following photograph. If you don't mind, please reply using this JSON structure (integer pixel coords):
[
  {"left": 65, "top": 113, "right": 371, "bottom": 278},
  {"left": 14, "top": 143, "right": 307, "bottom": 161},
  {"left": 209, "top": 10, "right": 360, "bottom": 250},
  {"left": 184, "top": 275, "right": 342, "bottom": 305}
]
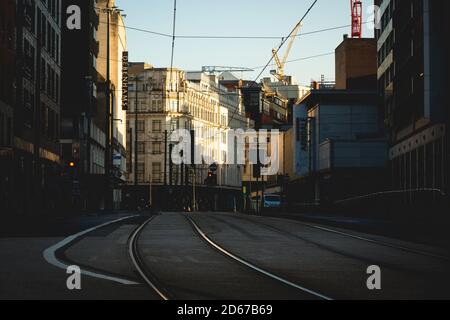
[
  {"left": 22, "top": 86, "right": 59, "bottom": 140},
  {"left": 137, "top": 142, "right": 163, "bottom": 155},
  {"left": 44, "top": 0, "right": 61, "bottom": 25},
  {"left": 133, "top": 119, "right": 187, "bottom": 134},
  {"left": 375, "top": 0, "right": 395, "bottom": 39},
  {"left": 40, "top": 58, "right": 60, "bottom": 103},
  {"left": 134, "top": 120, "right": 163, "bottom": 133},
  {"left": 378, "top": 64, "right": 395, "bottom": 91},
  {"left": 132, "top": 99, "right": 224, "bottom": 125},
  {"left": 37, "top": 5, "right": 60, "bottom": 64},
  {"left": 378, "top": 32, "right": 394, "bottom": 66},
  {"left": 131, "top": 99, "right": 164, "bottom": 113},
  {"left": 391, "top": 137, "right": 445, "bottom": 191},
  {"left": 41, "top": 103, "right": 59, "bottom": 141},
  {"left": 23, "top": 37, "right": 60, "bottom": 104}
]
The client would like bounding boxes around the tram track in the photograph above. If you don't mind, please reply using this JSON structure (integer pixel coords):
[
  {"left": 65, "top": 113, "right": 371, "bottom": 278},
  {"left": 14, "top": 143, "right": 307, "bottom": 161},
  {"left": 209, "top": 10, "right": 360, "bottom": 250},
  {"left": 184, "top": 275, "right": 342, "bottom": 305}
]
[{"left": 128, "top": 213, "right": 332, "bottom": 300}]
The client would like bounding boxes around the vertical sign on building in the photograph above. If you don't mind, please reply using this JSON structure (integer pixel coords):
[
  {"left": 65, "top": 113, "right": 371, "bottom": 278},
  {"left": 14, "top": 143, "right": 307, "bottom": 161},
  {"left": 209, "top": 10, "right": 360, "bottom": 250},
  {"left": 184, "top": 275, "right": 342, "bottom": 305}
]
[
  {"left": 122, "top": 51, "right": 129, "bottom": 110},
  {"left": 294, "top": 104, "right": 310, "bottom": 176}
]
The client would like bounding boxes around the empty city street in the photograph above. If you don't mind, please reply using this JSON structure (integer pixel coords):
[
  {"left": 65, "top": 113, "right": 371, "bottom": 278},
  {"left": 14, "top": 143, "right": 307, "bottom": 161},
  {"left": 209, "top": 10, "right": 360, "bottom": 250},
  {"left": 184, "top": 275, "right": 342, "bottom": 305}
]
[{"left": 1, "top": 212, "right": 449, "bottom": 300}]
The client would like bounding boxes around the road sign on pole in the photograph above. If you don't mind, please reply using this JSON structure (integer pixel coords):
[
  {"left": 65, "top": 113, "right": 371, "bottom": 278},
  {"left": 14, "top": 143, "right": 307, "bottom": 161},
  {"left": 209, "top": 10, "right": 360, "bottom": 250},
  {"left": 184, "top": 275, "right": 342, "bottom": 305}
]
[{"left": 209, "top": 163, "right": 218, "bottom": 172}]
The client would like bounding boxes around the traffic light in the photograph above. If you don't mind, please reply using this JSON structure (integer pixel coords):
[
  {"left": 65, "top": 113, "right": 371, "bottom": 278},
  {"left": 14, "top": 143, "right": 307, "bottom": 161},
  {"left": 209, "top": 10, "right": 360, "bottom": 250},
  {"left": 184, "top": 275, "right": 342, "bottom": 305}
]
[
  {"left": 66, "top": 160, "right": 78, "bottom": 179},
  {"left": 253, "top": 163, "right": 262, "bottom": 179}
]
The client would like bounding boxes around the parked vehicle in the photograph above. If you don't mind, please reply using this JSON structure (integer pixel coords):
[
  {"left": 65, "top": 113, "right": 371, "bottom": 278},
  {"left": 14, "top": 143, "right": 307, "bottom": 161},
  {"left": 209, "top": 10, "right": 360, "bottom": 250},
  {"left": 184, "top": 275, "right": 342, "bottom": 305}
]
[{"left": 263, "top": 194, "right": 282, "bottom": 209}]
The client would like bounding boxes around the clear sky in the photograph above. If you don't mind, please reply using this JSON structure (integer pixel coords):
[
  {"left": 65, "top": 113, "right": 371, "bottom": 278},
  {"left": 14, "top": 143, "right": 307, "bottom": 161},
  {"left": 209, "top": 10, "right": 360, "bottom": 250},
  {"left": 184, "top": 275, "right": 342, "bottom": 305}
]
[{"left": 115, "top": 0, "right": 374, "bottom": 86}]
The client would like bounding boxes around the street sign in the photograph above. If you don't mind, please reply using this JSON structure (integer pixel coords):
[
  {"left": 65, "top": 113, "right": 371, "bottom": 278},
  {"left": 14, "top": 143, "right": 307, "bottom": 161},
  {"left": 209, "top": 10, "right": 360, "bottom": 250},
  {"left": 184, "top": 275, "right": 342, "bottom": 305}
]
[
  {"left": 113, "top": 154, "right": 122, "bottom": 166},
  {"left": 209, "top": 163, "right": 218, "bottom": 172}
]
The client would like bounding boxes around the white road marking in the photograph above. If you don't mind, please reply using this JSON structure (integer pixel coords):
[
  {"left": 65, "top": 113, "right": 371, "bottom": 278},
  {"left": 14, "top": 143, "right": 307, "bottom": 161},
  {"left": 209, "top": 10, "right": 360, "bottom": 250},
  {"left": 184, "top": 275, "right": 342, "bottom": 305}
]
[
  {"left": 43, "top": 215, "right": 141, "bottom": 285},
  {"left": 187, "top": 215, "right": 333, "bottom": 301}
]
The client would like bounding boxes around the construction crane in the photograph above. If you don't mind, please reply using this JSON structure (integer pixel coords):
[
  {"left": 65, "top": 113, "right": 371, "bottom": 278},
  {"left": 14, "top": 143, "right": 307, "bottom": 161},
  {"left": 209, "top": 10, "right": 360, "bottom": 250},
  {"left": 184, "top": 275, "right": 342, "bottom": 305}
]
[
  {"left": 270, "top": 21, "right": 302, "bottom": 84},
  {"left": 351, "top": 0, "right": 363, "bottom": 38}
]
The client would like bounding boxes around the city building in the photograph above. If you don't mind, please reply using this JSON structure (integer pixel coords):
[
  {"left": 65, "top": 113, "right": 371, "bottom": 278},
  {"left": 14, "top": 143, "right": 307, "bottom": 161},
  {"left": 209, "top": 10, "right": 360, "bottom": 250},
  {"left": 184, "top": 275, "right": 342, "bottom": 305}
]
[
  {"left": 293, "top": 90, "right": 387, "bottom": 204},
  {"left": 242, "top": 82, "right": 289, "bottom": 130},
  {"left": 126, "top": 64, "right": 251, "bottom": 211},
  {"left": 335, "top": 36, "right": 377, "bottom": 90},
  {"left": 60, "top": 0, "right": 106, "bottom": 211},
  {"left": 376, "top": 0, "right": 450, "bottom": 196},
  {"left": 241, "top": 82, "right": 291, "bottom": 210},
  {"left": 0, "top": 0, "right": 16, "bottom": 213},
  {"left": 96, "top": 0, "right": 128, "bottom": 210},
  {"left": 290, "top": 33, "right": 386, "bottom": 206},
  {"left": 6, "top": 0, "right": 63, "bottom": 215},
  {"left": 262, "top": 76, "right": 310, "bottom": 124}
]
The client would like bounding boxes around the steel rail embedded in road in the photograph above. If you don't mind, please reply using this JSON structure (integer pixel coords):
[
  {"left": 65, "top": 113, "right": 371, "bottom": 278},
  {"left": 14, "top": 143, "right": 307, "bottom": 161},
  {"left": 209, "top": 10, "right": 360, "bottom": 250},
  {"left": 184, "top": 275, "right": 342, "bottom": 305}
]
[
  {"left": 186, "top": 215, "right": 333, "bottom": 301},
  {"left": 236, "top": 213, "right": 450, "bottom": 262},
  {"left": 297, "top": 221, "right": 450, "bottom": 262},
  {"left": 210, "top": 214, "right": 449, "bottom": 278},
  {"left": 128, "top": 216, "right": 170, "bottom": 301},
  {"left": 242, "top": 213, "right": 450, "bottom": 262}
]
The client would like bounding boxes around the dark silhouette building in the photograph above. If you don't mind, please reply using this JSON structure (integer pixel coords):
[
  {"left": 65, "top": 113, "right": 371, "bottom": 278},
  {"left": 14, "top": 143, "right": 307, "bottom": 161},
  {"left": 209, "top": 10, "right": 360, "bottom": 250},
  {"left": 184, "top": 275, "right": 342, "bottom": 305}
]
[
  {"left": 376, "top": 0, "right": 450, "bottom": 197},
  {"left": 61, "top": 0, "right": 107, "bottom": 211},
  {"left": 0, "top": 0, "right": 16, "bottom": 213},
  {"left": 1, "top": 0, "right": 63, "bottom": 217}
]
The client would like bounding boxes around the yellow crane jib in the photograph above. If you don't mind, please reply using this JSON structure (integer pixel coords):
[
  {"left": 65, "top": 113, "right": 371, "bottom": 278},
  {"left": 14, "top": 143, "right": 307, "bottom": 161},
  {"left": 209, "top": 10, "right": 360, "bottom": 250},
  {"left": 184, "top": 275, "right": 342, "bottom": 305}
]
[{"left": 271, "top": 21, "right": 302, "bottom": 83}]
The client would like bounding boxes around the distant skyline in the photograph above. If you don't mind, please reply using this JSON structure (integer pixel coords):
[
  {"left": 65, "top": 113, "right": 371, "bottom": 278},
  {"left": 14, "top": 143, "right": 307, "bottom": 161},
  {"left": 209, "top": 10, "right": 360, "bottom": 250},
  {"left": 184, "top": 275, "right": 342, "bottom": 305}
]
[{"left": 116, "top": 0, "right": 375, "bottom": 85}]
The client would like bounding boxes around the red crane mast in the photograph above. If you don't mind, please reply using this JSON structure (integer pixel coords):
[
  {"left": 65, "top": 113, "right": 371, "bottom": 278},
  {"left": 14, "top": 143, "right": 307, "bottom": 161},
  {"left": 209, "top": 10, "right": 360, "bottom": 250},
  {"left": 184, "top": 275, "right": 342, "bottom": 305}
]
[{"left": 351, "top": 0, "right": 363, "bottom": 38}]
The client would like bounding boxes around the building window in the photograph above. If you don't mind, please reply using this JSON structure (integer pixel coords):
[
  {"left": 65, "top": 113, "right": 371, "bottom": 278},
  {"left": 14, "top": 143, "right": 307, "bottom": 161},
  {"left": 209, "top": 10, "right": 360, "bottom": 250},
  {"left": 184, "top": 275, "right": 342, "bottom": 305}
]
[
  {"left": 137, "top": 142, "right": 146, "bottom": 154},
  {"left": 152, "top": 142, "right": 162, "bottom": 154},
  {"left": 139, "top": 100, "right": 147, "bottom": 112},
  {"left": 170, "top": 100, "right": 178, "bottom": 112},
  {"left": 152, "top": 120, "right": 162, "bottom": 132},
  {"left": 137, "top": 120, "right": 145, "bottom": 133}
]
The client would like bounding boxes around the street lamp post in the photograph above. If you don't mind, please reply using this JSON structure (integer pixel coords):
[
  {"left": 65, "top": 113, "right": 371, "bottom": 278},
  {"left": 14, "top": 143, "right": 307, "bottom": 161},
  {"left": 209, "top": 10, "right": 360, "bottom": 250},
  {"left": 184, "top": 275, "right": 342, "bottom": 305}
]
[{"left": 191, "top": 168, "right": 197, "bottom": 212}]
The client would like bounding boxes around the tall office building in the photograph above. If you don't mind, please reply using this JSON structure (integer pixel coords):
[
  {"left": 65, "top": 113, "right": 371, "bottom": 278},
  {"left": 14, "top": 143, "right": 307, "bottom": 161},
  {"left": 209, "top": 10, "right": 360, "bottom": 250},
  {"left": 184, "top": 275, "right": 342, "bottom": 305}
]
[
  {"left": 61, "top": 0, "right": 107, "bottom": 211},
  {"left": 376, "top": 0, "right": 450, "bottom": 194},
  {"left": 0, "top": 0, "right": 16, "bottom": 213},
  {"left": 7, "top": 0, "right": 62, "bottom": 215}
]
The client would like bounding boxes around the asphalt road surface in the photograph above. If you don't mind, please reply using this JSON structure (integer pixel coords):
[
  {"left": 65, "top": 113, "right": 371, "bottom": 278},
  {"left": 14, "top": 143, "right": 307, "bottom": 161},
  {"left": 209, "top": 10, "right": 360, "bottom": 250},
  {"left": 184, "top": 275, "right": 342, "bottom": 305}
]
[{"left": 1, "top": 212, "right": 449, "bottom": 300}]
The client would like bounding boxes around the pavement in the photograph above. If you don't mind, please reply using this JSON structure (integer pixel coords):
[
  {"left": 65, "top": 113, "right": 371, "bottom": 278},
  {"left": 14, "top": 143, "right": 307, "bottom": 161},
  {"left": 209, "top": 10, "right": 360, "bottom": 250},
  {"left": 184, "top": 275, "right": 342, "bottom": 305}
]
[{"left": 1, "top": 211, "right": 449, "bottom": 300}]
